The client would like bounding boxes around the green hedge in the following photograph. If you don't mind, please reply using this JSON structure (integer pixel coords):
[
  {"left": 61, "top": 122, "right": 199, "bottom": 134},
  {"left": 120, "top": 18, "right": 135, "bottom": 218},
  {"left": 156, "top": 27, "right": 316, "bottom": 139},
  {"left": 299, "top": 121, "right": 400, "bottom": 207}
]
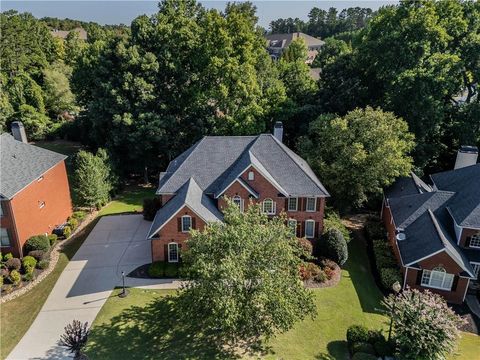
[{"left": 24, "top": 235, "right": 50, "bottom": 253}]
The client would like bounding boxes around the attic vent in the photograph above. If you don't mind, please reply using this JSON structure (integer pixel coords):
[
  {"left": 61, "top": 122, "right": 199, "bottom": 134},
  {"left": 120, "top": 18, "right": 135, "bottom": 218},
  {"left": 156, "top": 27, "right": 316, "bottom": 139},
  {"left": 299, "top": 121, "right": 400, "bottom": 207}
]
[{"left": 396, "top": 233, "right": 406, "bottom": 241}]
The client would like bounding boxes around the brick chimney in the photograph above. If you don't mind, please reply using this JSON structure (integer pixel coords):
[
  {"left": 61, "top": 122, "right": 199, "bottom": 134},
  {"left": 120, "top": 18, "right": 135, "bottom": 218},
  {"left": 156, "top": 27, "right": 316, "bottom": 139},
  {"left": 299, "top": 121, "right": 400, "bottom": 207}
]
[
  {"left": 11, "top": 121, "right": 28, "bottom": 143},
  {"left": 454, "top": 145, "right": 478, "bottom": 170}
]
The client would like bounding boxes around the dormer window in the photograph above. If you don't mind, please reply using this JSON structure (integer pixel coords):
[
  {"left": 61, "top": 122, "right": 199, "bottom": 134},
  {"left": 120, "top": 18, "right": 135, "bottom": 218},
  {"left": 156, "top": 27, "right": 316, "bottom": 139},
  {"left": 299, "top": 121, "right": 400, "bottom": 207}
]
[
  {"left": 181, "top": 215, "right": 192, "bottom": 232},
  {"left": 248, "top": 171, "right": 254, "bottom": 181}
]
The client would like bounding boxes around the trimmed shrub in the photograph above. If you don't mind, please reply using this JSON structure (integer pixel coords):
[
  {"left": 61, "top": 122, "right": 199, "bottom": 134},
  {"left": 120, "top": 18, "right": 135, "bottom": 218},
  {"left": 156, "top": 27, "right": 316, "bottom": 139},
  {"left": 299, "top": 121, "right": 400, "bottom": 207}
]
[
  {"left": 25, "top": 235, "right": 50, "bottom": 253},
  {"left": 28, "top": 250, "right": 46, "bottom": 261},
  {"left": 143, "top": 197, "right": 161, "bottom": 221},
  {"left": 5, "top": 258, "right": 21, "bottom": 271},
  {"left": 37, "top": 259, "right": 50, "bottom": 270},
  {"left": 8, "top": 269, "right": 21, "bottom": 285},
  {"left": 323, "top": 266, "right": 335, "bottom": 280},
  {"left": 148, "top": 261, "right": 165, "bottom": 278},
  {"left": 164, "top": 263, "right": 179, "bottom": 278},
  {"left": 365, "top": 220, "right": 384, "bottom": 240},
  {"left": 352, "top": 342, "right": 376, "bottom": 355},
  {"left": 72, "top": 211, "right": 87, "bottom": 221},
  {"left": 347, "top": 325, "right": 370, "bottom": 345},
  {"left": 68, "top": 217, "right": 79, "bottom": 230},
  {"left": 23, "top": 271, "right": 35, "bottom": 282},
  {"left": 380, "top": 267, "right": 402, "bottom": 290},
  {"left": 313, "top": 269, "right": 327, "bottom": 283},
  {"left": 321, "top": 229, "right": 348, "bottom": 266},
  {"left": 63, "top": 226, "right": 72, "bottom": 239},
  {"left": 374, "top": 338, "right": 394, "bottom": 357},
  {"left": 297, "top": 237, "right": 313, "bottom": 256},
  {"left": 352, "top": 353, "right": 377, "bottom": 360},
  {"left": 48, "top": 234, "right": 58, "bottom": 246},
  {"left": 0, "top": 266, "right": 9, "bottom": 277},
  {"left": 367, "top": 329, "right": 385, "bottom": 344},
  {"left": 22, "top": 256, "right": 37, "bottom": 271},
  {"left": 372, "top": 239, "right": 397, "bottom": 268},
  {"left": 299, "top": 262, "right": 322, "bottom": 281},
  {"left": 323, "top": 210, "right": 351, "bottom": 243},
  {"left": 3, "top": 253, "right": 13, "bottom": 261}
]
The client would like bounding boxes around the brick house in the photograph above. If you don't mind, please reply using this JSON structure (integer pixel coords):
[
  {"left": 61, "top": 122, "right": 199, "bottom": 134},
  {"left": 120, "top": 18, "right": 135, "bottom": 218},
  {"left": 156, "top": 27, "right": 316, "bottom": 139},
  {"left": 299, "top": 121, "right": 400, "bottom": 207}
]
[
  {"left": 0, "top": 123, "right": 73, "bottom": 257},
  {"left": 382, "top": 146, "right": 479, "bottom": 304},
  {"left": 265, "top": 32, "right": 325, "bottom": 64},
  {"left": 148, "top": 123, "right": 329, "bottom": 262}
]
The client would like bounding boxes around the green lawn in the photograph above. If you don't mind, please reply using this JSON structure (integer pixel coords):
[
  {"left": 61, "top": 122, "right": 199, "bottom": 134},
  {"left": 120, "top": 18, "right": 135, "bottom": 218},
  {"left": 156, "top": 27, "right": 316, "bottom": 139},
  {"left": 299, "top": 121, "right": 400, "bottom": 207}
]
[
  {"left": 0, "top": 185, "right": 151, "bottom": 359},
  {"left": 84, "top": 234, "right": 479, "bottom": 360}
]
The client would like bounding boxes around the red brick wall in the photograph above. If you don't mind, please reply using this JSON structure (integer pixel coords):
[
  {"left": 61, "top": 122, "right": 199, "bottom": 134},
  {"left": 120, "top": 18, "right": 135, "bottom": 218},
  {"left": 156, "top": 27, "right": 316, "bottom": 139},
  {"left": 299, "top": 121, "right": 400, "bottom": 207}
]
[
  {"left": 218, "top": 166, "right": 326, "bottom": 239},
  {"left": 151, "top": 206, "right": 206, "bottom": 261},
  {"left": 460, "top": 227, "right": 480, "bottom": 248},
  {"left": 0, "top": 200, "right": 18, "bottom": 257},
  {"left": 382, "top": 201, "right": 404, "bottom": 267},
  {"left": 5, "top": 161, "right": 72, "bottom": 257}
]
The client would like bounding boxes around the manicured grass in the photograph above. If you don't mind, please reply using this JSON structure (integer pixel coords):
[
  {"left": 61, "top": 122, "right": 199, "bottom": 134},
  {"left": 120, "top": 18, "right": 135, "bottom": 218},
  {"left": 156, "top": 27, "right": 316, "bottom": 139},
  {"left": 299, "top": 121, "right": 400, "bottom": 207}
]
[
  {"left": 451, "top": 333, "right": 480, "bottom": 360},
  {"left": 84, "top": 234, "right": 479, "bottom": 360},
  {"left": 98, "top": 185, "right": 155, "bottom": 216},
  {"left": 0, "top": 185, "right": 150, "bottom": 359},
  {"left": 0, "top": 219, "right": 97, "bottom": 359}
]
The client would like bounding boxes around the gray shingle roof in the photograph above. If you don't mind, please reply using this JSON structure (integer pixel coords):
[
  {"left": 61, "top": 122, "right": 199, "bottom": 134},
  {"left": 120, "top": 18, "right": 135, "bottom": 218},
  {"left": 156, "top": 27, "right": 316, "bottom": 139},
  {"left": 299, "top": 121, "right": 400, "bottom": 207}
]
[
  {"left": 385, "top": 172, "right": 432, "bottom": 199},
  {"left": 265, "top": 32, "right": 325, "bottom": 49},
  {"left": 431, "top": 164, "right": 480, "bottom": 228},
  {"left": 148, "top": 178, "right": 223, "bottom": 238},
  {"left": 157, "top": 134, "right": 329, "bottom": 198},
  {"left": 0, "top": 133, "right": 67, "bottom": 199}
]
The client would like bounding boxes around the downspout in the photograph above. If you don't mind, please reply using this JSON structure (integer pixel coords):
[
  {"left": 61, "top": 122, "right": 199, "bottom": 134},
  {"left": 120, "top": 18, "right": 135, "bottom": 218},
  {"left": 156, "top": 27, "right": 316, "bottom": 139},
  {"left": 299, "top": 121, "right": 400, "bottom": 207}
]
[
  {"left": 462, "top": 279, "right": 470, "bottom": 302},
  {"left": 7, "top": 200, "right": 23, "bottom": 258},
  {"left": 403, "top": 267, "right": 408, "bottom": 290}
]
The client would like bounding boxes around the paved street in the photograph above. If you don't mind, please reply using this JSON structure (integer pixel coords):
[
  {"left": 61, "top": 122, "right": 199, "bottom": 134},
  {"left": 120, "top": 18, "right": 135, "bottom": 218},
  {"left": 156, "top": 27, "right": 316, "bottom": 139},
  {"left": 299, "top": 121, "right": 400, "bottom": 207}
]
[{"left": 7, "top": 215, "right": 170, "bottom": 360}]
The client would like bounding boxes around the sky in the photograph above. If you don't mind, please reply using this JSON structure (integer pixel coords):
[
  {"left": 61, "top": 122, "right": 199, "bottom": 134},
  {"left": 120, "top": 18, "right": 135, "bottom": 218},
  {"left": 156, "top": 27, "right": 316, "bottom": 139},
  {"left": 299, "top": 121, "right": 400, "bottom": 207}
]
[{"left": 1, "top": 1, "right": 398, "bottom": 28}]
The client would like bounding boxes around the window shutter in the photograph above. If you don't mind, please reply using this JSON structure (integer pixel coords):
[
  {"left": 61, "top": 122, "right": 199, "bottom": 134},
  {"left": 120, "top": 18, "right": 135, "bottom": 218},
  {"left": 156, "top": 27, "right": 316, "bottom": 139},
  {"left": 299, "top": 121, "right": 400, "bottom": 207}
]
[
  {"left": 192, "top": 217, "right": 196, "bottom": 229},
  {"left": 465, "top": 236, "right": 471, "bottom": 247},
  {"left": 316, "top": 198, "right": 321, "bottom": 212},
  {"left": 164, "top": 244, "right": 168, "bottom": 261},
  {"left": 416, "top": 270, "right": 423, "bottom": 285},
  {"left": 285, "top": 198, "right": 288, "bottom": 211},
  {"left": 451, "top": 276, "right": 459, "bottom": 291},
  {"left": 177, "top": 218, "right": 182, "bottom": 232},
  {"left": 302, "top": 198, "right": 307, "bottom": 211},
  {"left": 296, "top": 222, "right": 301, "bottom": 237}
]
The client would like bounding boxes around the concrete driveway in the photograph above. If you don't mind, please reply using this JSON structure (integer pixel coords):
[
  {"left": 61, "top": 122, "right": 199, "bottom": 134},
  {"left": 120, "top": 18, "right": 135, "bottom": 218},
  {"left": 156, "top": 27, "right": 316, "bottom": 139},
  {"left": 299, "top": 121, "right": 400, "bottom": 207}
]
[{"left": 7, "top": 215, "right": 156, "bottom": 360}]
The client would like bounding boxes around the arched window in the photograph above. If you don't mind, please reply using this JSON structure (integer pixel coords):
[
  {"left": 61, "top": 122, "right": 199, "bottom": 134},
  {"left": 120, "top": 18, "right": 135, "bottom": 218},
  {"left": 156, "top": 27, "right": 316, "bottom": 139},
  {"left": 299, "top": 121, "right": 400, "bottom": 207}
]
[
  {"left": 421, "top": 266, "right": 454, "bottom": 290},
  {"left": 168, "top": 242, "right": 179, "bottom": 263},
  {"left": 262, "top": 198, "right": 275, "bottom": 215},
  {"left": 181, "top": 215, "right": 192, "bottom": 232},
  {"left": 233, "top": 195, "right": 243, "bottom": 212}
]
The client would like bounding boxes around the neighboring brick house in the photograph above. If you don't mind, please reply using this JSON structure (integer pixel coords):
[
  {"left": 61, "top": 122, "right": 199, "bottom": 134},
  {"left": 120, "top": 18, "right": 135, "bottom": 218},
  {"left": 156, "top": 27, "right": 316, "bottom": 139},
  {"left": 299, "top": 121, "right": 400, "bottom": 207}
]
[
  {"left": 382, "top": 146, "right": 479, "bottom": 304},
  {"left": 148, "top": 123, "right": 329, "bottom": 263},
  {"left": 0, "top": 124, "right": 73, "bottom": 258}
]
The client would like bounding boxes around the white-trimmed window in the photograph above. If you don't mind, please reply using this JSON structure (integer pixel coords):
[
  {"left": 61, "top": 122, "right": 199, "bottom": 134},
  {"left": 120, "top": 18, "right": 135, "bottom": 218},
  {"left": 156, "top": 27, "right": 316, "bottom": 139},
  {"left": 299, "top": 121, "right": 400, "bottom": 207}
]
[
  {"left": 0, "top": 228, "right": 11, "bottom": 246},
  {"left": 305, "top": 220, "right": 315, "bottom": 238},
  {"left": 287, "top": 219, "right": 297, "bottom": 235},
  {"left": 39, "top": 201, "right": 46, "bottom": 209},
  {"left": 472, "top": 263, "right": 480, "bottom": 277},
  {"left": 262, "top": 198, "right": 276, "bottom": 215},
  {"left": 421, "top": 267, "right": 454, "bottom": 291},
  {"left": 181, "top": 215, "right": 192, "bottom": 232},
  {"left": 306, "top": 198, "right": 316, "bottom": 212},
  {"left": 470, "top": 234, "right": 480, "bottom": 248},
  {"left": 168, "top": 242, "right": 179, "bottom": 262},
  {"left": 287, "top": 197, "right": 298, "bottom": 211},
  {"left": 248, "top": 171, "right": 255, "bottom": 181},
  {"left": 233, "top": 195, "right": 244, "bottom": 212}
]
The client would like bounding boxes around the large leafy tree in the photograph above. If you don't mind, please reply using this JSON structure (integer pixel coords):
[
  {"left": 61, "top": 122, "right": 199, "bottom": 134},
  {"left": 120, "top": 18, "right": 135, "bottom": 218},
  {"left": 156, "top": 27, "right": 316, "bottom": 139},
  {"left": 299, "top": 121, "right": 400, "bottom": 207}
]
[
  {"left": 179, "top": 201, "right": 316, "bottom": 344},
  {"left": 299, "top": 107, "right": 415, "bottom": 209},
  {"left": 384, "top": 288, "right": 465, "bottom": 360},
  {"left": 72, "top": 0, "right": 286, "bottom": 177}
]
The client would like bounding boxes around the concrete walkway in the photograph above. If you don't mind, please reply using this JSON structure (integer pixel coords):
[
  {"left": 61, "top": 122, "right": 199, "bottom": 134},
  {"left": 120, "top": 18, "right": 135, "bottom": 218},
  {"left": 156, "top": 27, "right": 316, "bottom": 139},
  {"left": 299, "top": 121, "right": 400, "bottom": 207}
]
[{"left": 7, "top": 215, "right": 179, "bottom": 360}]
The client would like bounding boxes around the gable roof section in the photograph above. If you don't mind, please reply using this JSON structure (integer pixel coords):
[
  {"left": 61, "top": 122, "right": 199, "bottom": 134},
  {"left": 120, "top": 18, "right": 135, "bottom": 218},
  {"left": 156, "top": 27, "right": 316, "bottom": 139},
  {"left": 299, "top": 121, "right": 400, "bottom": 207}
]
[
  {"left": 0, "top": 133, "right": 67, "bottom": 199},
  {"left": 431, "top": 164, "right": 480, "bottom": 228},
  {"left": 148, "top": 178, "right": 223, "bottom": 238},
  {"left": 265, "top": 32, "right": 325, "bottom": 48},
  {"left": 157, "top": 134, "right": 329, "bottom": 198},
  {"left": 385, "top": 172, "right": 432, "bottom": 199}
]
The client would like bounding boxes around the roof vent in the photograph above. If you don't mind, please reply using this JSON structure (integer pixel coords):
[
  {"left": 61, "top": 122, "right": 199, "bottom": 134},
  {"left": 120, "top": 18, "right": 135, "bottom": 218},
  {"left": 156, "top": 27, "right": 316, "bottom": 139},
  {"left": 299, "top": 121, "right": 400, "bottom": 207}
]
[
  {"left": 396, "top": 232, "right": 406, "bottom": 241},
  {"left": 454, "top": 145, "right": 478, "bottom": 170}
]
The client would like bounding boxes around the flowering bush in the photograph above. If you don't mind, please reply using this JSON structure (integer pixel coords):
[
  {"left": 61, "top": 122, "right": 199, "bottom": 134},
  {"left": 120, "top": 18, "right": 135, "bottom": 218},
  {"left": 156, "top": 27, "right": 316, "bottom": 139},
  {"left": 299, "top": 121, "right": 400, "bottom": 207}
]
[{"left": 384, "top": 288, "right": 465, "bottom": 359}]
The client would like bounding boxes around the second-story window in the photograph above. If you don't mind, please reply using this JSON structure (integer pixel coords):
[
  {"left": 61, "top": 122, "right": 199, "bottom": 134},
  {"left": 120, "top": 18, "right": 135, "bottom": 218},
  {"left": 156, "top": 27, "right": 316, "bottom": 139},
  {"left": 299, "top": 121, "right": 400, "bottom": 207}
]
[
  {"left": 248, "top": 171, "right": 255, "bottom": 181},
  {"left": 306, "top": 198, "right": 316, "bottom": 212},
  {"left": 470, "top": 234, "right": 480, "bottom": 248},
  {"left": 262, "top": 198, "right": 275, "bottom": 215},
  {"left": 287, "top": 197, "right": 298, "bottom": 211},
  {"left": 233, "top": 195, "right": 243, "bottom": 212},
  {"left": 181, "top": 215, "right": 192, "bottom": 232}
]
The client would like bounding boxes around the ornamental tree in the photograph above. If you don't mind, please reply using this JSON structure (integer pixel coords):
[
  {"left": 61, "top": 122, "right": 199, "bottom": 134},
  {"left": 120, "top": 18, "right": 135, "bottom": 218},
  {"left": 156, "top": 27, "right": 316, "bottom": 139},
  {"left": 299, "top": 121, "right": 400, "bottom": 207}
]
[
  {"left": 179, "top": 201, "right": 316, "bottom": 345},
  {"left": 384, "top": 288, "right": 465, "bottom": 360}
]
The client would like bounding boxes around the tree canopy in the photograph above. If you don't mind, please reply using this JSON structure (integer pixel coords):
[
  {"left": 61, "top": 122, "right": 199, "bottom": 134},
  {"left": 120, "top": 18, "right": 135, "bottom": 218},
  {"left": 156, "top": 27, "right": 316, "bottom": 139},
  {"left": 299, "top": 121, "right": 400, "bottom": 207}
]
[{"left": 179, "top": 200, "right": 316, "bottom": 344}]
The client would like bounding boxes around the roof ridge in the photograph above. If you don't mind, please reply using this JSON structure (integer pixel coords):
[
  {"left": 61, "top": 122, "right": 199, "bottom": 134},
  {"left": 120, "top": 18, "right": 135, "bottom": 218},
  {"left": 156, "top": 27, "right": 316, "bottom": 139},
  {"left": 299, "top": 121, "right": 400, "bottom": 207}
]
[
  {"left": 269, "top": 134, "right": 328, "bottom": 196},
  {"left": 389, "top": 189, "right": 455, "bottom": 202}
]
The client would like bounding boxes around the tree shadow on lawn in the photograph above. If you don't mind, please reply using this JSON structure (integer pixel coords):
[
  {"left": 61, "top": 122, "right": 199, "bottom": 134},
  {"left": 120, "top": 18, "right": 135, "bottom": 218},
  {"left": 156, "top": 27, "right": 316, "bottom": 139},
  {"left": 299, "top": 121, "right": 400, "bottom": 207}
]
[
  {"left": 344, "top": 230, "right": 386, "bottom": 316},
  {"left": 85, "top": 295, "right": 242, "bottom": 360}
]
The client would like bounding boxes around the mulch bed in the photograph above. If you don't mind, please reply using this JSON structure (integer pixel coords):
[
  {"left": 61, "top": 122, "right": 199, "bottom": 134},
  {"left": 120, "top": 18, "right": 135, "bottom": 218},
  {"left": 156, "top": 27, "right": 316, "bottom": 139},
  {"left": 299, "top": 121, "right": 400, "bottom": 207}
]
[{"left": 305, "top": 262, "right": 342, "bottom": 289}]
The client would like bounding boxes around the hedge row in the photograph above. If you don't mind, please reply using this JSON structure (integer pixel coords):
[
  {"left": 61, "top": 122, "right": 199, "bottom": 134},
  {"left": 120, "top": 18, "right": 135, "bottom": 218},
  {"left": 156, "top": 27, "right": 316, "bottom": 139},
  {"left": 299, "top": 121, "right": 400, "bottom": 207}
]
[{"left": 346, "top": 324, "right": 394, "bottom": 359}]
